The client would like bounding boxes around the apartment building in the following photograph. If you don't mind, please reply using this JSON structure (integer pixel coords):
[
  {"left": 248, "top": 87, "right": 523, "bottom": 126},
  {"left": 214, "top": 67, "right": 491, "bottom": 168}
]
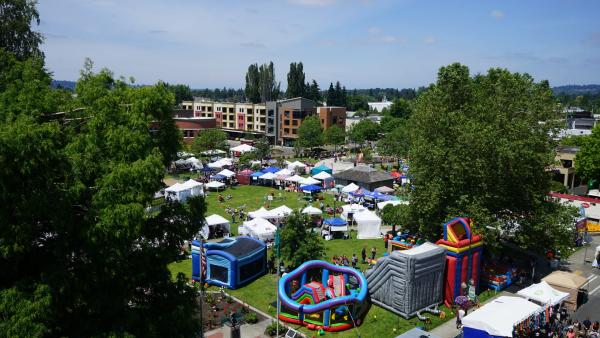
[
  {"left": 317, "top": 106, "right": 346, "bottom": 130},
  {"left": 267, "top": 97, "right": 317, "bottom": 146},
  {"left": 165, "top": 106, "right": 216, "bottom": 144},
  {"left": 191, "top": 99, "right": 267, "bottom": 136}
]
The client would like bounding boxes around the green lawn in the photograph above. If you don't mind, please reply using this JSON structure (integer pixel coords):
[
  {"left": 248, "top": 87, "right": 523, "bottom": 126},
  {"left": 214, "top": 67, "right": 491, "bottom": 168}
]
[{"left": 166, "top": 184, "right": 497, "bottom": 338}]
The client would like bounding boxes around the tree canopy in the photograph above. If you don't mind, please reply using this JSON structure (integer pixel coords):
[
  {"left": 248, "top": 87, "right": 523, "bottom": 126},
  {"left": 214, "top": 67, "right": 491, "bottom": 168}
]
[
  {"left": 576, "top": 125, "right": 600, "bottom": 181},
  {"left": 245, "top": 62, "right": 280, "bottom": 103},
  {"left": 323, "top": 125, "right": 345, "bottom": 147},
  {"left": 191, "top": 128, "right": 229, "bottom": 154},
  {"left": 296, "top": 115, "right": 323, "bottom": 149},
  {"left": 279, "top": 212, "right": 325, "bottom": 268},
  {"left": 0, "top": 0, "right": 44, "bottom": 60},
  {"left": 348, "top": 119, "right": 380, "bottom": 145},
  {"left": 408, "top": 63, "right": 574, "bottom": 251},
  {"left": 286, "top": 62, "right": 306, "bottom": 98}
]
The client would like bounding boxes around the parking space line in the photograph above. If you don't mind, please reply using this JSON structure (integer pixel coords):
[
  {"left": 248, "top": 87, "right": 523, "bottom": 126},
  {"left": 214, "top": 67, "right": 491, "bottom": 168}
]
[{"left": 590, "top": 285, "right": 600, "bottom": 295}]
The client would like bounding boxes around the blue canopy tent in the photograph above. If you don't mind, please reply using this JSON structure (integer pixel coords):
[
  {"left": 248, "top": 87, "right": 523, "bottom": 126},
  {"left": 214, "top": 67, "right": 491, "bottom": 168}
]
[
  {"left": 310, "top": 164, "right": 333, "bottom": 176},
  {"left": 201, "top": 166, "right": 216, "bottom": 173},
  {"left": 324, "top": 218, "right": 347, "bottom": 227},
  {"left": 211, "top": 174, "right": 226, "bottom": 181},
  {"left": 262, "top": 166, "right": 280, "bottom": 174},
  {"left": 322, "top": 217, "right": 349, "bottom": 238},
  {"left": 301, "top": 184, "right": 322, "bottom": 192},
  {"left": 250, "top": 172, "right": 264, "bottom": 178},
  {"left": 350, "top": 189, "right": 371, "bottom": 198},
  {"left": 367, "top": 191, "right": 393, "bottom": 201}
]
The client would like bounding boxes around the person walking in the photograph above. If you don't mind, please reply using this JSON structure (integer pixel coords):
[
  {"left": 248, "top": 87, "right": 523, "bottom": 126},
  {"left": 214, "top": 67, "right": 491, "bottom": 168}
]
[
  {"left": 361, "top": 246, "right": 367, "bottom": 264},
  {"left": 351, "top": 254, "right": 358, "bottom": 269},
  {"left": 371, "top": 246, "right": 377, "bottom": 261},
  {"left": 456, "top": 307, "right": 465, "bottom": 329}
]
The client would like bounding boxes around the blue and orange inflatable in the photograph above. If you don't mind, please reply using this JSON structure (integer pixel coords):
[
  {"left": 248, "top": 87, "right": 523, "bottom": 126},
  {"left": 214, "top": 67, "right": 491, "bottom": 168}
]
[{"left": 436, "top": 217, "right": 483, "bottom": 307}]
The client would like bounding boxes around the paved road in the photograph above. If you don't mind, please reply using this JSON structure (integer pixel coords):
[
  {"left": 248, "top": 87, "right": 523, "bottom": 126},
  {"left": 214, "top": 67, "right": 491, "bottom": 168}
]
[{"left": 570, "top": 235, "right": 600, "bottom": 322}]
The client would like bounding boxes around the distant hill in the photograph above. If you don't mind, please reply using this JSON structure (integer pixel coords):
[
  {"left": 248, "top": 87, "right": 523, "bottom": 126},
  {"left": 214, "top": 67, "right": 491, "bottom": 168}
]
[
  {"left": 552, "top": 85, "right": 600, "bottom": 95},
  {"left": 51, "top": 80, "right": 76, "bottom": 90}
]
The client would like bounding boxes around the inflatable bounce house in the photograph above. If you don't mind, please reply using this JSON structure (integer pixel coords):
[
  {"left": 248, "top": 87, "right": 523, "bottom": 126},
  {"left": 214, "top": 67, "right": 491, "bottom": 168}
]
[
  {"left": 191, "top": 237, "right": 266, "bottom": 289},
  {"left": 278, "top": 260, "right": 369, "bottom": 332},
  {"left": 387, "top": 231, "right": 425, "bottom": 253},
  {"left": 436, "top": 217, "right": 483, "bottom": 307},
  {"left": 367, "top": 242, "right": 446, "bottom": 319}
]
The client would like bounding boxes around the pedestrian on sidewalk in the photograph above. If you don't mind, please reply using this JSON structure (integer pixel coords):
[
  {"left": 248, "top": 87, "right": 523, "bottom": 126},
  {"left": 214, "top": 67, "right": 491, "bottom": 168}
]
[{"left": 456, "top": 306, "right": 465, "bottom": 329}]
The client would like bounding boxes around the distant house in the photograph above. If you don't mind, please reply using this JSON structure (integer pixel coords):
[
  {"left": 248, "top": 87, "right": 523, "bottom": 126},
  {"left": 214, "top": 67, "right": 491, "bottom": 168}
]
[
  {"left": 552, "top": 146, "right": 581, "bottom": 189},
  {"left": 333, "top": 165, "right": 394, "bottom": 191},
  {"left": 368, "top": 96, "right": 392, "bottom": 112}
]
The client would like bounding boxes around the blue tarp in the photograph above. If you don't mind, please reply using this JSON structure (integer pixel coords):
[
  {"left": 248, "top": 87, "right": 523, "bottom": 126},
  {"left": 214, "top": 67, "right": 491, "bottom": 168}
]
[
  {"left": 211, "top": 174, "right": 226, "bottom": 180},
  {"left": 250, "top": 172, "right": 264, "bottom": 177},
  {"left": 366, "top": 191, "right": 393, "bottom": 200},
  {"left": 350, "top": 189, "right": 371, "bottom": 197},
  {"left": 201, "top": 166, "right": 216, "bottom": 172},
  {"left": 262, "top": 166, "right": 280, "bottom": 173},
  {"left": 301, "top": 184, "right": 322, "bottom": 192},
  {"left": 324, "top": 218, "right": 348, "bottom": 227},
  {"left": 310, "top": 164, "right": 333, "bottom": 176}
]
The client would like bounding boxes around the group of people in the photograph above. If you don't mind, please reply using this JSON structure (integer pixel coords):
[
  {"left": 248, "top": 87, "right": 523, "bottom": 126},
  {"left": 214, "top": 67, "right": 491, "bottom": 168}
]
[
  {"left": 515, "top": 304, "right": 599, "bottom": 338},
  {"left": 565, "top": 319, "right": 600, "bottom": 338},
  {"left": 332, "top": 254, "right": 359, "bottom": 268}
]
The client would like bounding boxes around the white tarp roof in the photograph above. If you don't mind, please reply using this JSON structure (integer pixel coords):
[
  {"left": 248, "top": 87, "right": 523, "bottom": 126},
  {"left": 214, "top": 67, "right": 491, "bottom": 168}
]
[
  {"left": 517, "top": 281, "right": 570, "bottom": 305},
  {"left": 248, "top": 207, "right": 277, "bottom": 219},
  {"left": 181, "top": 179, "right": 203, "bottom": 190},
  {"left": 275, "top": 168, "right": 293, "bottom": 177},
  {"left": 285, "top": 174, "right": 303, "bottom": 182},
  {"left": 302, "top": 205, "right": 323, "bottom": 215},
  {"left": 259, "top": 172, "right": 277, "bottom": 180},
  {"left": 218, "top": 169, "right": 236, "bottom": 177},
  {"left": 299, "top": 177, "right": 320, "bottom": 185},
  {"left": 201, "top": 149, "right": 226, "bottom": 155},
  {"left": 341, "top": 204, "right": 366, "bottom": 220},
  {"left": 205, "top": 214, "right": 230, "bottom": 226},
  {"left": 231, "top": 144, "right": 255, "bottom": 153},
  {"left": 312, "top": 171, "right": 332, "bottom": 180},
  {"left": 289, "top": 160, "right": 306, "bottom": 168},
  {"left": 353, "top": 209, "right": 382, "bottom": 239},
  {"left": 205, "top": 181, "right": 225, "bottom": 189},
  {"left": 241, "top": 217, "right": 277, "bottom": 241},
  {"left": 341, "top": 183, "right": 360, "bottom": 193},
  {"left": 462, "top": 296, "right": 541, "bottom": 337},
  {"left": 272, "top": 205, "right": 293, "bottom": 217},
  {"left": 208, "top": 158, "right": 233, "bottom": 168},
  {"left": 165, "top": 182, "right": 185, "bottom": 192},
  {"left": 377, "top": 200, "right": 409, "bottom": 210}
]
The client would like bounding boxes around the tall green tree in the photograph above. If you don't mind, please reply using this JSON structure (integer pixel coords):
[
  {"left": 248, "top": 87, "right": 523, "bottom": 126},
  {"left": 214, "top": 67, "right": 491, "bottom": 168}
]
[
  {"left": 296, "top": 115, "right": 323, "bottom": 150},
  {"left": 279, "top": 212, "right": 325, "bottom": 268},
  {"left": 192, "top": 128, "right": 229, "bottom": 154},
  {"left": 348, "top": 119, "right": 380, "bottom": 146},
  {"left": 286, "top": 62, "right": 307, "bottom": 98},
  {"left": 409, "top": 63, "right": 573, "bottom": 250},
  {"left": 254, "top": 136, "right": 272, "bottom": 159},
  {"left": 258, "top": 61, "right": 280, "bottom": 102},
  {"left": 378, "top": 121, "right": 410, "bottom": 167},
  {"left": 323, "top": 125, "right": 345, "bottom": 155},
  {"left": 245, "top": 63, "right": 261, "bottom": 103},
  {"left": 307, "top": 79, "right": 321, "bottom": 103},
  {"left": 576, "top": 125, "right": 600, "bottom": 181},
  {"left": 327, "top": 82, "right": 336, "bottom": 105},
  {"left": 388, "top": 98, "right": 412, "bottom": 119},
  {"left": 0, "top": 0, "right": 44, "bottom": 60},
  {"left": 1, "top": 58, "right": 204, "bottom": 337},
  {"left": 166, "top": 83, "right": 193, "bottom": 105}
]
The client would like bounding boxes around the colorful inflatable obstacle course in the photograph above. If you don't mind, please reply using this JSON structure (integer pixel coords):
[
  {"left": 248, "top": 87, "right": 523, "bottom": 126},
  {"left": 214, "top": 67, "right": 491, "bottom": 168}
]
[
  {"left": 436, "top": 217, "right": 483, "bottom": 307},
  {"left": 278, "top": 260, "right": 369, "bottom": 332},
  {"left": 387, "top": 231, "right": 425, "bottom": 253},
  {"left": 191, "top": 237, "right": 267, "bottom": 289}
]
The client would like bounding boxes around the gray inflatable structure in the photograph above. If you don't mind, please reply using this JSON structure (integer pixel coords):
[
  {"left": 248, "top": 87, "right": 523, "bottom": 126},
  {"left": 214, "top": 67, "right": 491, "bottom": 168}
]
[{"left": 365, "top": 242, "right": 446, "bottom": 319}]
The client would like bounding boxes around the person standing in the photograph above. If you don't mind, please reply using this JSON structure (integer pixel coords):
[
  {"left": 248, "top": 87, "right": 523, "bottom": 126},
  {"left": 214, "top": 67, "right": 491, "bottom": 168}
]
[
  {"left": 371, "top": 246, "right": 377, "bottom": 261},
  {"left": 456, "top": 307, "right": 465, "bottom": 329},
  {"left": 351, "top": 254, "right": 358, "bottom": 269},
  {"left": 361, "top": 246, "right": 366, "bottom": 264}
]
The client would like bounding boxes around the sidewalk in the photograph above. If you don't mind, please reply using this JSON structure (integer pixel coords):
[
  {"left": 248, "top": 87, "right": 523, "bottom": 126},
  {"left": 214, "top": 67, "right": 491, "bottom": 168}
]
[{"left": 204, "top": 319, "right": 271, "bottom": 338}]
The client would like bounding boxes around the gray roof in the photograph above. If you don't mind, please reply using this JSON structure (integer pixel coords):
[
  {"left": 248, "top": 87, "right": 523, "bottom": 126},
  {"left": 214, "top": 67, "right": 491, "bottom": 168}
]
[
  {"left": 556, "top": 146, "right": 580, "bottom": 154},
  {"left": 395, "top": 328, "right": 443, "bottom": 338},
  {"left": 333, "top": 165, "right": 392, "bottom": 183}
]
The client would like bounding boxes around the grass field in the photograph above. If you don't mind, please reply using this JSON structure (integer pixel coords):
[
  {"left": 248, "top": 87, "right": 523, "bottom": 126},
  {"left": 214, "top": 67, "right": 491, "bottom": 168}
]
[{"left": 165, "top": 185, "right": 500, "bottom": 337}]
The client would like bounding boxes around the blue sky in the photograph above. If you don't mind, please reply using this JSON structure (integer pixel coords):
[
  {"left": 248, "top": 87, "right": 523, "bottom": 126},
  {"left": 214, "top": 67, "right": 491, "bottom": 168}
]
[{"left": 38, "top": 0, "right": 600, "bottom": 89}]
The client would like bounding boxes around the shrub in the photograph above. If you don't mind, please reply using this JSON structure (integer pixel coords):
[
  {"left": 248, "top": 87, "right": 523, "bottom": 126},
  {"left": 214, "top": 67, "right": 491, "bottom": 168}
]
[
  {"left": 244, "top": 311, "right": 258, "bottom": 324},
  {"left": 264, "top": 321, "right": 280, "bottom": 336}
]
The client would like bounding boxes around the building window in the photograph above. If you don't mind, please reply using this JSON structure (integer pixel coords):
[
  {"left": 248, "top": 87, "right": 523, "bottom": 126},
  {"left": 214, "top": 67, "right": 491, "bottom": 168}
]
[
  {"left": 284, "top": 128, "right": 290, "bottom": 134},
  {"left": 268, "top": 109, "right": 274, "bottom": 116},
  {"left": 284, "top": 120, "right": 290, "bottom": 126},
  {"left": 284, "top": 111, "right": 290, "bottom": 118},
  {"left": 321, "top": 119, "right": 325, "bottom": 125},
  {"left": 229, "top": 108, "right": 234, "bottom": 113},
  {"left": 247, "top": 116, "right": 253, "bottom": 122},
  {"left": 216, "top": 107, "right": 221, "bottom": 112},
  {"left": 248, "top": 109, "right": 253, "bottom": 114},
  {"left": 292, "top": 129, "right": 298, "bottom": 135},
  {"left": 208, "top": 106, "right": 212, "bottom": 112},
  {"left": 292, "top": 120, "right": 298, "bottom": 126}
]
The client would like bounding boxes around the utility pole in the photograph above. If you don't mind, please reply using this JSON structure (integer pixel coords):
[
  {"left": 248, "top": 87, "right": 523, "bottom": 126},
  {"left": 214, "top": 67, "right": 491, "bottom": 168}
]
[
  {"left": 275, "top": 230, "right": 281, "bottom": 337},
  {"left": 199, "top": 238, "right": 205, "bottom": 338}
]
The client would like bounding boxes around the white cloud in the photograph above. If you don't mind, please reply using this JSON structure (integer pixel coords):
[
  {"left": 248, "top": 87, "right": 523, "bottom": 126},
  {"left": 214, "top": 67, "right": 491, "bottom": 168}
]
[
  {"left": 288, "top": 0, "right": 336, "bottom": 6},
  {"left": 424, "top": 36, "right": 437, "bottom": 44},
  {"left": 490, "top": 9, "right": 504, "bottom": 19}
]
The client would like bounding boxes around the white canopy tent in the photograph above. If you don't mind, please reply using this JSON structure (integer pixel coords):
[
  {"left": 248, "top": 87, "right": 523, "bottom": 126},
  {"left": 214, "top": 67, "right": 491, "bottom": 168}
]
[
  {"left": 218, "top": 169, "right": 236, "bottom": 178},
  {"left": 341, "top": 183, "right": 360, "bottom": 193},
  {"left": 201, "top": 149, "right": 226, "bottom": 156},
  {"left": 284, "top": 174, "right": 303, "bottom": 183},
  {"left": 271, "top": 205, "right": 293, "bottom": 218},
  {"left": 375, "top": 185, "right": 395, "bottom": 194},
  {"left": 204, "top": 214, "right": 231, "bottom": 236},
  {"left": 208, "top": 158, "right": 233, "bottom": 169},
  {"left": 239, "top": 218, "right": 277, "bottom": 242},
  {"left": 231, "top": 144, "right": 255, "bottom": 153},
  {"left": 205, "top": 181, "right": 226, "bottom": 190},
  {"left": 302, "top": 205, "right": 323, "bottom": 216},
  {"left": 259, "top": 172, "right": 277, "bottom": 180},
  {"left": 299, "top": 177, "right": 320, "bottom": 186},
  {"left": 516, "top": 281, "right": 569, "bottom": 306},
  {"left": 248, "top": 207, "right": 277, "bottom": 219},
  {"left": 377, "top": 200, "right": 409, "bottom": 210},
  {"left": 462, "top": 296, "right": 541, "bottom": 338},
  {"left": 287, "top": 161, "right": 307, "bottom": 172},
  {"left": 186, "top": 156, "right": 202, "bottom": 169},
  {"left": 165, "top": 179, "right": 203, "bottom": 202},
  {"left": 353, "top": 209, "right": 382, "bottom": 239},
  {"left": 275, "top": 168, "right": 293, "bottom": 177},
  {"left": 312, "top": 171, "right": 332, "bottom": 180},
  {"left": 341, "top": 204, "right": 366, "bottom": 220}
]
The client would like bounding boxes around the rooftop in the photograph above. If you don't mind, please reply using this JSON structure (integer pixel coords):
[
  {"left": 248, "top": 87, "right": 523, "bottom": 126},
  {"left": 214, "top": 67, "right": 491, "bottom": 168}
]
[{"left": 333, "top": 165, "right": 393, "bottom": 183}]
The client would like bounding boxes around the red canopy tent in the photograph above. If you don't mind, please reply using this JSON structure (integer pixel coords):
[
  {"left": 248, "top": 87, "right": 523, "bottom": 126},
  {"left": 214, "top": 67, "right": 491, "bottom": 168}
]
[
  {"left": 390, "top": 171, "right": 402, "bottom": 178},
  {"left": 236, "top": 169, "right": 254, "bottom": 185}
]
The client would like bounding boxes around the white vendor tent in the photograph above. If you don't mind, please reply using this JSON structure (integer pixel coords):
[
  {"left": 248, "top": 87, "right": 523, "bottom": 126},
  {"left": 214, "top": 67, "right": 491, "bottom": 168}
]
[
  {"left": 377, "top": 200, "right": 409, "bottom": 210},
  {"left": 287, "top": 161, "right": 306, "bottom": 170},
  {"left": 218, "top": 169, "right": 236, "bottom": 178},
  {"left": 231, "top": 144, "right": 255, "bottom": 153},
  {"left": 299, "top": 177, "right": 320, "bottom": 186},
  {"left": 275, "top": 168, "right": 293, "bottom": 177},
  {"left": 271, "top": 205, "right": 293, "bottom": 218},
  {"left": 285, "top": 174, "right": 303, "bottom": 183},
  {"left": 259, "top": 172, "right": 277, "bottom": 180},
  {"left": 208, "top": 158, "right": 233, "bottom": 169},
  {"left": 341, "top": 183, "right": 360, "bottom": 193},
  {"left": 201, "top": 149, "right": 226, "bottom": 156},
  {"left": 353, "top": 209, "right": 382, "bottom": 239},
  {"left": 204, "top": 214, "right": 231, "bottom": 236},
  {"left": 341, "top": 204, "right": 366, "bottom": 220},
  {"left": 248, "top": 207, "right": 277, "bottom": 219},
  {"left": 462, "top": 296, "right": 541, "bottom": 338},
  {"left": 312, "top": 171, "right": 332, "bottom": 180},
  {"left": 205, "top": 181, "right": 225, "bottom": 190},
  {"left": 186, "top": 156, "right": 202, "bottom": 169},
  {"left": 239, "top": 218, "right": 277, "bottom": 242},
  {"left": 516, "top": 281, "right": 569, "bottom": 306},
  {"left": 165, "top": 179, "right": 203, "bottom": 202},
  {"left": 302, "top": 205, "right": 323, "bottom": 215}
]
